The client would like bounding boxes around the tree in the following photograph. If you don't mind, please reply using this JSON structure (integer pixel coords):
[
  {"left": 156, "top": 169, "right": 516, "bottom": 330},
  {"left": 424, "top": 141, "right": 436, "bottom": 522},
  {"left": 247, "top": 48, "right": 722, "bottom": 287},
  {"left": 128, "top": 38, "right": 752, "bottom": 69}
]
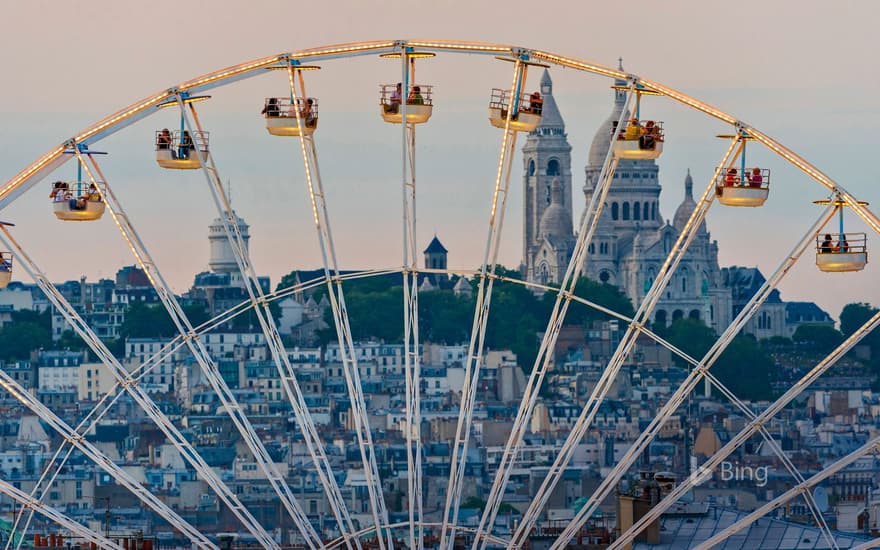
[
  {"left": 0, "top": 320, "right": 50, "bottom": 361},
  {"left": 714, "top": 335, "right": 774, "bottom": 401},
  {"left": 840, "top": 302, "right": 878, "bottom": 338},
  {"left": 792, "top": 324, "right": 844, "bottom": 354},
  {"left": 656, "top": 318, "right": 716, "bottom": 365},
  {"left": 563, "top": 277, "right": 636, "bottom": 323}
]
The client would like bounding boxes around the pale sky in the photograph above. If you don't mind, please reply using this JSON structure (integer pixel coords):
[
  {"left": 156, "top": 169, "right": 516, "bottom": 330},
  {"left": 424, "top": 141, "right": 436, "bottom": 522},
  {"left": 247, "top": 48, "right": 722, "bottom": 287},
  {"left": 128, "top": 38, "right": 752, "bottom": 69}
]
[{"left": 0, "top": 1, "right": 878, "bottom": 321}]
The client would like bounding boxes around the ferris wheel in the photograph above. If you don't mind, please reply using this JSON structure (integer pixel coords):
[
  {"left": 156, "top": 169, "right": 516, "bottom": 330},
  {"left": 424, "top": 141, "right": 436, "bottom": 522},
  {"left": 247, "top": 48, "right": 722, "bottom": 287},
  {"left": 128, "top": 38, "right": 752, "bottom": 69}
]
[{"left": 0, "top": 39, "right": 878, "bottom": 550}]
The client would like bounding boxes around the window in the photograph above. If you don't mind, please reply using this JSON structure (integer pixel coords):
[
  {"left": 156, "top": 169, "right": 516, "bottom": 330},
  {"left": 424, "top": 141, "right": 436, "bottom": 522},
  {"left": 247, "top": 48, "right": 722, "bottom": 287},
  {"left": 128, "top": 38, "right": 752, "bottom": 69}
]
[
  {"left": 611, "top": 202, "right": 619, "bottom": 220},
  {"left": 634, "top": 202, "right": 641, "bottom": 220},
  {"left": 652, "top": 202, "right": 657, "bottom": 220},
  {"left": 547, "top": 158, "right": 560, "bottom": 176},
  {"left": 622, "top": 202, "right": 630, "bottom": 220},
  {"left": 644, "top": 202, "right": 650, "bottom": 220},
  {"left": 528, "top": 159, "right": 535, "bottom": 176}
]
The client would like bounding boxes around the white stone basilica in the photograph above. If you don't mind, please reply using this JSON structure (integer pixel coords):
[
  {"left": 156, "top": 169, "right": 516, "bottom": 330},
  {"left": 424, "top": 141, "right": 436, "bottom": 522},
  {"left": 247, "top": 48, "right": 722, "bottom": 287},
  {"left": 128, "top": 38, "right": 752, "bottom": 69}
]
[{"left": 520, "top": 69, "right": 829, "bottom": 335}]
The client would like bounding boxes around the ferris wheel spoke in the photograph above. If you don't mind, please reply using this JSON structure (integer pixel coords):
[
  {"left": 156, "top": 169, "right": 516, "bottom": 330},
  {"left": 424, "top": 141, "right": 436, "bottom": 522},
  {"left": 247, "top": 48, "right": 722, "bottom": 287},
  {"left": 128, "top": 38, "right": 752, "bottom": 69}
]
[
  {"left": 75, "top": 150, "right": 324, "bottom": 548},
  {"left": 0, "top": 224, "right": 279, "bottom": 550},
  {"left": 469, "top": 81, "right": 634, "bottom": 550},
  {"left": 438, "top": 56, "right": 529, "bottom": 550},
  {"left": 282, "top": 61, "right": 388, "bottom": 550},
  {"left": 177, "top": 96, "right": 356, "bottom": 549},
  {"left": 0, "top": 478, "right": 123, "bottom": 550},
  {"left": 397, "top": 49, "right": 425, "bottom": 550},
  {"left": 610, "top": 306, "right": 880, "bottom": 549}
]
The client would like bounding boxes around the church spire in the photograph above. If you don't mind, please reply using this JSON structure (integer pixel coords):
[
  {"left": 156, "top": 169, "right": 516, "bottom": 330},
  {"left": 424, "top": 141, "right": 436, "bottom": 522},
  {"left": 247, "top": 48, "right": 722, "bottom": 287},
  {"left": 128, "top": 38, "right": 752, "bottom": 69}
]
[{"left": 685, "top": 168, "right": 693, "bottom": 199}]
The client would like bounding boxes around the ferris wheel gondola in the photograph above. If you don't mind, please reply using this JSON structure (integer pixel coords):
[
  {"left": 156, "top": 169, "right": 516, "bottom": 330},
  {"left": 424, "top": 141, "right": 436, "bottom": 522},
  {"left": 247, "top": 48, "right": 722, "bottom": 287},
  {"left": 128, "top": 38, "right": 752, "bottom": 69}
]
[
  {"left": 50, "top": 146, "right": 107, "bottom": 221},
  {"left": 714, "top": 132, "right": 770, "bottom": 207},
  {"left": 487, "top": 57, "right": 550, "bottom": 132},
  {"left": 379, "top": 51, "right": 434, "bottom": 124},
  {"left": 814, "top": 196, "right": 868, "bottom": 272},
  {"left": 611, "top": 83, "right": 664, "bottom": 160},
  {"left": 155, "top": 94, "right": 211, "bottom": 169},
  {"left": 263, "top": 64, "right": 320, "bottom": 136}
]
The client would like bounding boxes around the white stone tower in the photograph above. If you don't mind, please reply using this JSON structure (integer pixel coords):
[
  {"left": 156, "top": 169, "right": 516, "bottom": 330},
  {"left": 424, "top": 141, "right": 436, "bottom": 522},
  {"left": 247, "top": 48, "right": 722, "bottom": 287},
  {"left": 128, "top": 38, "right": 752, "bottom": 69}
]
[
  {"left": 208, "top": 212, "right": 250, "bottom": 274},
  {"left": 522, "top": 70, "right": 574, "bottom": 284}
]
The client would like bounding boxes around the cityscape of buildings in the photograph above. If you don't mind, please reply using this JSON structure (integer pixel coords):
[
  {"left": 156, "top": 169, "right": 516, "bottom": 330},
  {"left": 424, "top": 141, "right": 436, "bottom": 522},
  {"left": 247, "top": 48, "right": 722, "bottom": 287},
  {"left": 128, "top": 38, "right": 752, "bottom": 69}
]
[{"left": 0, "top": 71, "right": 876, "bottom": 549}]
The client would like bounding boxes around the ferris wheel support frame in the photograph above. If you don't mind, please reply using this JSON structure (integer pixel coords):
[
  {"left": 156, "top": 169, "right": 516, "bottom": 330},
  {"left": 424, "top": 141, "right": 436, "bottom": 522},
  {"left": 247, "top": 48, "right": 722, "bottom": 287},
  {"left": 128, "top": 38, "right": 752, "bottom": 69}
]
[
  {"left": 282, "top": 58, "right": 381, "bottom": 550},
  {"left": 470, "top": 80, "right": 633, "bottom": 550},
  {"left": 609, "top": 306, "right": 880, "bottom": 549},
  {"left": 73, "top": 149, "right": 322, "bottom": 548},
  {"left": 440, "top": 55, "right": 526, "bottom": 550},
  {"left": 398, "top": 49, "right": 426, "bottom": 550},
  {"left": 0, "top": 39, "right": 877, "bottom": 549},
  {"left": 0, "top": 224, "right": 279, "bottom": 550}
]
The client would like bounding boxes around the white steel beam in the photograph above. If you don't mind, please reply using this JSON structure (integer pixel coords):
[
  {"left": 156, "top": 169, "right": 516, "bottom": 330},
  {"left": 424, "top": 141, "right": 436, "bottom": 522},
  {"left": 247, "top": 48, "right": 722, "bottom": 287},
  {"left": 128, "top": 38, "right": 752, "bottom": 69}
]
[
  {"left": 282, "top": 61, "right": 377, "bottom": 550},
  {"left": 440, "top": 57, "right": 524, "bottom": 550},
  {"left": 524, "top": 138, "right": 744, "bottom": 550},
  {"left": 179, "top": 96, "right": 359, "bottom": 548},
  {"left": 470, "top": 83, "right": 634, "bottom": 550}
]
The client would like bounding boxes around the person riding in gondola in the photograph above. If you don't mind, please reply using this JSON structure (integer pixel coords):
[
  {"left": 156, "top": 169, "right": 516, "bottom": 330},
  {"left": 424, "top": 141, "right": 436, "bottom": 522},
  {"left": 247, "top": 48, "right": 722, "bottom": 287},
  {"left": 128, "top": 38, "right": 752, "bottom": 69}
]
[
  {"left": 262, "top": 98, "right": 280, "bottom": 118},
  {"left": 178, "top": 131, "right": 195, "bottom": 160}
]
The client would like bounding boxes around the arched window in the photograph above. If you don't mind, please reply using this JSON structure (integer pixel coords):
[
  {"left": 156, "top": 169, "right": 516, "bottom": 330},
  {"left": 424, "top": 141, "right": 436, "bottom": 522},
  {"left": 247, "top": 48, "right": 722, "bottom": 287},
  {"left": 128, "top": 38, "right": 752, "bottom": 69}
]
[
  {"left": 672, "top": 310, "right": 684, "bottom": 321},
  {"left": 680, "top": 267, "right": 689, "bottom": 294},
  {"left": 634, "top": 202, "right": 641, "bottom": 220},
  {"left": 644, "top": 202, "right": 650, "bottom": 220},
  {"left": 689, "top": 309, "right": 701, "bottom": 321},
  {"left": 547, "top": 158, "right": 561, "bottom": 176},
  {"left": 652, "top": 202, "right": 657, "bottom": 220},
  {"left": 599, "top": 271, "right": 610, "bottom": 283},
  {"left": 588, "top": 243, "right": 595, "bottom": 254},
  {"left": 622, "top": 202, "right": 630, "bottom": 220},
  {"left": 528, "top": 159, "right": 536, "bottom": 176},
  {"left": 655, "top": 310, "right": 667, "bottom": 327},
  {"left": 611, "top": 202, "right": 619, "bottom": 220},
  {"left": 540, "top": 264, "right": 550, "bottom": 285}
]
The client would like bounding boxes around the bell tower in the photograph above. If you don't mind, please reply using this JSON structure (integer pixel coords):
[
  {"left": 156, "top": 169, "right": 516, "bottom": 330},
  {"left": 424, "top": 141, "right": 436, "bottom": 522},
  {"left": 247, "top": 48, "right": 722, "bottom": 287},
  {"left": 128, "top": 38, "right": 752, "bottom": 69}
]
[{"left": 522, "top": 70, "right": 573, "bottom": 282}]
